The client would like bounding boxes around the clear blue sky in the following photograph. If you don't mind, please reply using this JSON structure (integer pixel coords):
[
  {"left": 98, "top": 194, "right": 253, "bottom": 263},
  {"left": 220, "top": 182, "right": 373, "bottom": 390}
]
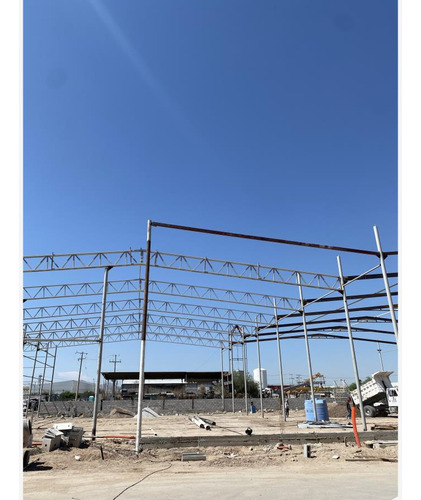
[{"left": 23, "top": 0, "right": 398, "bottom": 387}]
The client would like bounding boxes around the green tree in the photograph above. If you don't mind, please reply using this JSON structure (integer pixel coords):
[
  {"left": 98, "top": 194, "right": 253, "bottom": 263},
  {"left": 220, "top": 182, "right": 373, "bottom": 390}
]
[
  {"left": 232, "top": 370, "right": 259, "bottom": 398},
  {"left": 348, "top": 376, "right": 371, "bottom": 392},
  {"left": 59, "top": 391, "right": 76, "bottom": 400},
  {"left": 81, "top": 390, "right": 95, "bottom": 399}
]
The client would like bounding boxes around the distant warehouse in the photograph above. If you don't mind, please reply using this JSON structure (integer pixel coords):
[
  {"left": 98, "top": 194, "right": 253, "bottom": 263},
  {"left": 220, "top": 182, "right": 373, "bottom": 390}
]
[
  {"left": 101, "top": 371, "right": 229, "bottom": 399},
  {"left": 50, "top": 380, "right": 95, "bottom": 394}
]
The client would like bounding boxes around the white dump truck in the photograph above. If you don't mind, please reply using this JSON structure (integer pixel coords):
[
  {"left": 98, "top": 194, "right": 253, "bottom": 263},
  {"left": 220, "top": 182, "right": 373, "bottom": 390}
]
[{"left": 351, "top": 371, "right": 398, "bottom": 417}]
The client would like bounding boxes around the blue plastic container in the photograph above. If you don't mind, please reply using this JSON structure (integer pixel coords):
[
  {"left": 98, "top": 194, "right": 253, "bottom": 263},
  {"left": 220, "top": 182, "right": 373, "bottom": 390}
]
[{"left": 305, "top": 399, "right": 329, "bottom": 422}]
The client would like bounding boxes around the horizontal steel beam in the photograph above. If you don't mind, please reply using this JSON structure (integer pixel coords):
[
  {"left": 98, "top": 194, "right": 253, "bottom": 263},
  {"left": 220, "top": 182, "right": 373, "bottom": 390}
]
[
  {"left": 260, "top": 304, "right": 398, "bottom": 330},
  {"left": 151, "top": 221, "right": 398, "bottom": 256},
  {"left": 255, "top": 325, "right": 396, "bottom": 338},
  {"left": 244, "top": 333, "right": 397, "bottom": 345},
  {"left": 302, "top": 290, "right": 398, "bottom": 306}
]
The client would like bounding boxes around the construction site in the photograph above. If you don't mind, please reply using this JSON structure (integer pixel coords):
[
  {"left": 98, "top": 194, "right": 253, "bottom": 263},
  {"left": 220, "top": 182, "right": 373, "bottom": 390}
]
[{"left": 22, "top": 222, "right": 399, "bottom": 499}]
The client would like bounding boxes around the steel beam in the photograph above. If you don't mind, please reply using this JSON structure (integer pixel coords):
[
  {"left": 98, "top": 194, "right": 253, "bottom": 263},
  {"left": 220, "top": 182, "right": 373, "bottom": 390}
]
[
  {"left": 150, "top": 221, "right": 397, "bottom": 256},
  {"left": 273, "top": 299, "right": 286, "bottom": 421},
  {"left": 297, "top": 273, "right": 318, "bottom": 422},
  {"left": 136, "top": 220, "right": 152, "bottom": 454},
  {"left": 337, "top": 256, "right": 367, "bottom": 431},
  {"left": 255, "top": 320, "right": 264, "bottom": 418},
  {"left": 373, "top": 226, "right": 399, "bottom": 343},
  {"left": 91, "top": 266, "right": 111, "bottom": 440}
]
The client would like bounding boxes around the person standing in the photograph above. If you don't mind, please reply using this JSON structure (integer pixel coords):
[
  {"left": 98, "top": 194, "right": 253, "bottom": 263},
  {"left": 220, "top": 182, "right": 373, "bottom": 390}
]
[
  {"left": 346, "top": 397, "right": 352, "bottom": 419},
  {"left": 285, "top": 399, "right": 290, "bottom": 418}
]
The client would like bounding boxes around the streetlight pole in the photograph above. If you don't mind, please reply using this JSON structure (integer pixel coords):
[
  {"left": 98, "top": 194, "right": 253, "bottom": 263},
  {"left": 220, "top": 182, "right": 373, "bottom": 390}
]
[{"left": 377, "top": 342, "right": 385, "bottom": 371}]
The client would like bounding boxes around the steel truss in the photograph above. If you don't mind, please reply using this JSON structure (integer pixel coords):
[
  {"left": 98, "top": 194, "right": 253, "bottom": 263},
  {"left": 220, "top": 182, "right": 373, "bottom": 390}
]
[
  {"left": 23, "top": 221, "right": 398, "bottom": 446},
  {"left": 24, "top": 326, "right": 228, "bottom": 350},
  {"left": 25, "top": 249, "right": 342, "bottom": 290},
  {"left": 23, "top": 254, "right": 397, "bottom": 350},
  {"left": 23, "top": 278, "right": 301, "bottom": 309}
]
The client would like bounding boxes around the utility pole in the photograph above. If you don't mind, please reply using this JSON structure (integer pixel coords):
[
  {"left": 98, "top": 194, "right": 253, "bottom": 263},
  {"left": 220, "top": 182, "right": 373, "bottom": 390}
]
[
  {"left": 377, "top": 342, "right": 385, "bottom": 371},
  {"left": 109, "top": 354, "right": 121, "bottom": 399},
  {"left": 75, "top": 352, "right": 87, "bottom": 402}
]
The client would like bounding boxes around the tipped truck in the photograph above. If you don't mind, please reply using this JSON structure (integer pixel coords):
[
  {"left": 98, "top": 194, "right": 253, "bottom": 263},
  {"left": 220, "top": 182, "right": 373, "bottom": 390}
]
[{"left": 351, "top": 371, "right": 398, "bottom": 417}]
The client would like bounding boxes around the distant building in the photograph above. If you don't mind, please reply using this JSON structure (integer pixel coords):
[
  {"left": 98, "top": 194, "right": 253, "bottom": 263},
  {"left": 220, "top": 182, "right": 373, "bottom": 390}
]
[
  {"left": 50, "top": 380, "right": 95, "bottom": 394},
  {"left": 101, "top": 371, "right": 228, "bottom": 399}
]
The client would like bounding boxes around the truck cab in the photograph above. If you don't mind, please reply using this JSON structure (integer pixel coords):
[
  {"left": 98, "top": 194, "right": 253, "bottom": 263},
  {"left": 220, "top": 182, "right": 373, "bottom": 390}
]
[{"left": 386, "top": 386, "right": 398, "bottom": 414}]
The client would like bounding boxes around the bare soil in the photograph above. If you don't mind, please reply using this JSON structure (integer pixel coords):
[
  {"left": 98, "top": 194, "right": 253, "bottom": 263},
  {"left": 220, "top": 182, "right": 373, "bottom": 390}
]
[{"left": 23, "top": 408, "right": 398, "bottom": 499}]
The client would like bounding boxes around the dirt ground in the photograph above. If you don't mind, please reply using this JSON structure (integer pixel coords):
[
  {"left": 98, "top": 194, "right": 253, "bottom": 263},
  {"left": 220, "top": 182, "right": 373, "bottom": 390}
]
[{"left": 22, "top": 406, "right": 398, "bottom": 500}]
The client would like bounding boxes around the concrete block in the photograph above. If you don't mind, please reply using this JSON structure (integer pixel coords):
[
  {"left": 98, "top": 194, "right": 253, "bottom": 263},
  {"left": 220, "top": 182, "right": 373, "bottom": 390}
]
[
  {"left": 68, "top": 427, "right": 83, "bottom": 448},
  {"left": 53, "top": 422, "right": 74, "bottom": 431},
  {"left": 42, "top": 435, "right": 61, "bottom": 452},
  {"left": 181, "top": 453, "right": 206, "bottom": 461}
]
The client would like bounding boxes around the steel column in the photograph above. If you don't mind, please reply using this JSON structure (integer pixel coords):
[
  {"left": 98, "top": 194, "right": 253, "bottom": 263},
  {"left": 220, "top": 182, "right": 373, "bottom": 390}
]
[
  {"left": 273, "top": 299, "right": 286, "bottom": 421},
  {"left": 337, "top": 256, "right": 367, "bottom": 431},
  {"left": 296, "top": 273, "right": 318, "bottom": 422},
  {"left": 135, "top": 220, "right": 152, "bottom": 454},
  {"left": 373, "top": 226, "right": 398, "bottom": 343},
  {"left": 220, "top": 343, "right": 225, "bottom": 406},
  {"left": 37, "top": 346, "right": 49, "bottom": 418},
  {"left": 229, "top": 331, "right": 235, "bottom": 412},
  {"left": 48, "top": 347, "right": 57, "bottom": 400},
  {"left": 242, "top": 329, "right": 248, "bottom": 415},
  {"left": 26, "top": 329, "right": 41, "bottom": 418},
  {"left": 91, "top": 266, "right": 111, "bottom": 439},
  {"left": 255, "top": 320, "right": 264, "bottom": 418}
]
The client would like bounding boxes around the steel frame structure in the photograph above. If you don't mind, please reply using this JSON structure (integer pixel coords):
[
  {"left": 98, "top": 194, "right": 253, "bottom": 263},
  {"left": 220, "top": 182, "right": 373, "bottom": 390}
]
[{"left": 22, "top": 221, "right": 398, "bottom": 454}]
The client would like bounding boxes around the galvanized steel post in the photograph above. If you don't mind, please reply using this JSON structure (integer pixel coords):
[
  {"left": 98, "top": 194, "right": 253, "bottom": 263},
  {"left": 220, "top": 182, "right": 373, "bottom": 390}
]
[
  {"left": 220, "top": 343, "right": 224, "bottom": 407},
  {"left": 255, "top": 319, "right": 264, "bottom": 418},
  {"left": 91, "top": 265, "right": 111, "bottom": 440},
  {"left": 296, "top": 273, "right": 318, "bottom": 422},
  {"left": 229, "top": 330, "right": 235, "bottom": 412},
  {"left": 26, "top": 328, "right": 41, "bottom": 418},
  {"left": 273, "top": 299, "right": 286, "bottom": 421},
  {"left": 37, "top": 346, "right": 49, "bottom": 418},
  {"left": 135, "top": 220, "right": 152, "bottom": 454},
  {"left": 337, "top": 256, "right": 367, "bottom": 431},
  {"left": 242, "top": 329, "right": 248, "bottom": 415},
  {"left": 48, "top": 347, "right": 57, "bottom": 401},
  {"left": 373, "top": 226, "right": 398, "bottom": 343}
]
